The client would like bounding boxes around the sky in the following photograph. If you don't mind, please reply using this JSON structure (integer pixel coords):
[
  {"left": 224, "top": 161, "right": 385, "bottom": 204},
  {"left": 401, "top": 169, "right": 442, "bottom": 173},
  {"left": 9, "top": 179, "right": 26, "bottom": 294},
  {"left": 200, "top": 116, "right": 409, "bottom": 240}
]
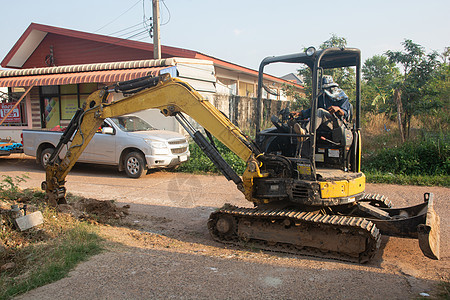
[{"left": 0, "top": 0, "right": 449, "bottom": 77}]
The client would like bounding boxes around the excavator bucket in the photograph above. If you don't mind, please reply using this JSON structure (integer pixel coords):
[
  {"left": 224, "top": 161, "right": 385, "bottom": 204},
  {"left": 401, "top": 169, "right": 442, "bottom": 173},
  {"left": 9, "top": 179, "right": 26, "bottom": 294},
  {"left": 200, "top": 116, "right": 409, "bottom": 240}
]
[
  {"left": 364, "top": 193, "right": 440, "bottom": 260},
  {"left": 417, "top": 193, "right": 440, "bottom": 260}
]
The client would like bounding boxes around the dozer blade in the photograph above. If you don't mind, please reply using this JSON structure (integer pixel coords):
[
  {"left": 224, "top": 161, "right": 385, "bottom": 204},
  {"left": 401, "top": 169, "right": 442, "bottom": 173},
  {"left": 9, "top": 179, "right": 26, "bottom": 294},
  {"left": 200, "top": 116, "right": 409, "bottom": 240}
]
[
  {"left": 417, "top": 193, "right": 440, "bottom": 260},
  {"left": 364, "top": 193, "right": 440, "bottom": 260}
]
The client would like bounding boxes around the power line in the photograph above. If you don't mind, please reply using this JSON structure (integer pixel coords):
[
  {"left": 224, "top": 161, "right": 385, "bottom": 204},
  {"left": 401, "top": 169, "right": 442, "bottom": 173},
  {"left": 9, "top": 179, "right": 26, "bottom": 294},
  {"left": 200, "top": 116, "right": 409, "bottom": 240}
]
[
  {"left": 76, "top": 29, "right": 150, "bottom": 55},
  {"left": 107, "top": 22, "right": 143, "bottom": 36},
  {"left": 142, "top": 0, "right": 152, "bottom": 36},
  {"left": 160, "top": 0, "right": 171, "bottom": 26},
  {"left": 78, "top": 0, "right": 156, "bottom": 55},
  {"left": 94, "top": 0, "right": 142, "bottom": 33},
  {"left": 110, "top": 25, "right": 147, "bottom": 39},
  {"left": 125, "top": 29, "right": 151, "bottom": 40}
]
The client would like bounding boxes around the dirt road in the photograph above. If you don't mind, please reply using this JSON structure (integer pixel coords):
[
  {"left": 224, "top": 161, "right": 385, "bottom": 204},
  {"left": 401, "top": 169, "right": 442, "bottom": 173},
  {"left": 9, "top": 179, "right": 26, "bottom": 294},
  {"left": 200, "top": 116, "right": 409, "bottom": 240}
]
[{"left": 2, "top": 154, "right": 449, "bottom": 299}]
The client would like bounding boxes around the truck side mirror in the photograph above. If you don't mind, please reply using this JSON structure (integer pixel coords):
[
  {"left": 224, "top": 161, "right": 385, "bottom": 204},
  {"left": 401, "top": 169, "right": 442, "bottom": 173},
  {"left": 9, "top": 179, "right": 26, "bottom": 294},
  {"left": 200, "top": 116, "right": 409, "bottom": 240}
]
[{"left": 102, "top": 127, "right": 114, "bottom": 135}]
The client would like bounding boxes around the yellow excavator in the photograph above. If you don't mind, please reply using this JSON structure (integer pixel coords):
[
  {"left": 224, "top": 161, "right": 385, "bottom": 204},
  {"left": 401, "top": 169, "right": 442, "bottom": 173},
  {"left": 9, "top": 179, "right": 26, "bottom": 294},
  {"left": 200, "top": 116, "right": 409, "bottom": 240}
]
[{"left": 42, "top": 47, "right": 440, "bottom": 263}]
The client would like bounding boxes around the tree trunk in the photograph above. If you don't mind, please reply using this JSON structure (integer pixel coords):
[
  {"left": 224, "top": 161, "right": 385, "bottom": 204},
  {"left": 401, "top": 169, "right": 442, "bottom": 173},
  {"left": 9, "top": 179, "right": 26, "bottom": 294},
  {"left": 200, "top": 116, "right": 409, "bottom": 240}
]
[
  {"left": 407, "top": 116, "right": 411, "bottom": 139},
  {"left": 394, "top": 88, "right": 405, "bottom": 143}
]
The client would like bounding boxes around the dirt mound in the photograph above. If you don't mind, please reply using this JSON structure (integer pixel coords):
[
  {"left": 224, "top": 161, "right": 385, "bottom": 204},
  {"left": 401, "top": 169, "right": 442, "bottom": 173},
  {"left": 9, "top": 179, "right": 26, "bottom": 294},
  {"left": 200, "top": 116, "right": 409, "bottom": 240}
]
[{"left": 59, "top": 199, "right": 129, "bottom": 223}]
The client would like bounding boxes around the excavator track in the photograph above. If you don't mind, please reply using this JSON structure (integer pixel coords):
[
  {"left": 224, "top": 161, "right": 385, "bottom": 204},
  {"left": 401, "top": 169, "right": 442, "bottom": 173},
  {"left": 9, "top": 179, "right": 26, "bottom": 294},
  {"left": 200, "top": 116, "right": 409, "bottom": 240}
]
[
  {"left": 359, "top": 193, "right": 392, "bottom": 208},
  {"left": 208, "top": 205, "right": 381, "bottom": 263}
]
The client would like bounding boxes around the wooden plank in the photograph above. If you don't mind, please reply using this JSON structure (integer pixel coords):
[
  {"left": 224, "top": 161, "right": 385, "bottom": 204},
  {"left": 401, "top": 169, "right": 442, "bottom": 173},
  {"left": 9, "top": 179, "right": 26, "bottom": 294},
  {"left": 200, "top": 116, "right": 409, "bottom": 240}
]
[{"left": 357, "top": 202, "right": 391, "bottom": 220}]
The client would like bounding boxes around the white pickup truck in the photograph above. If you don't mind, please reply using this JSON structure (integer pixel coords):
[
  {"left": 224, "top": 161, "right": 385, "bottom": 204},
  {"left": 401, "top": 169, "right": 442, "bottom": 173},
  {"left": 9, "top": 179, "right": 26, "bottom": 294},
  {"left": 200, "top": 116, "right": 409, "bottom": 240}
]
[{"left": 22, "top": 115, "right": 190, "bottom": 178}]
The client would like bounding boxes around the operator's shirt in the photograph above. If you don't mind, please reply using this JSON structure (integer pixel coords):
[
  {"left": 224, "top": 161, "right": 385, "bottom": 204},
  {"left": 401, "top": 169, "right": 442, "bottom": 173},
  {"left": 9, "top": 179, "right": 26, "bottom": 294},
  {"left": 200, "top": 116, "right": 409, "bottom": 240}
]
[{"left": 301, "top": 87, "right": 351, "bottom": 120}]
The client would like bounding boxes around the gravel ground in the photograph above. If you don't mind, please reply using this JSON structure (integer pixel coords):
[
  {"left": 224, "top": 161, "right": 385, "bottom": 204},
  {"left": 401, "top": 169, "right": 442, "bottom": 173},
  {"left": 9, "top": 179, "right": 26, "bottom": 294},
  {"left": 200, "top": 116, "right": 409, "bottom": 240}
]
[{"left": 1, "top": 154, "right": 449, "bottom": 299}]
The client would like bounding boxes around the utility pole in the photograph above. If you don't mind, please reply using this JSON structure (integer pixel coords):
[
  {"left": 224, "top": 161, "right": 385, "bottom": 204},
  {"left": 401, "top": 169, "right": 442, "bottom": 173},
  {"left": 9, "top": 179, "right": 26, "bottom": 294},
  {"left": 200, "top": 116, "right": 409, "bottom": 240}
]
[{"left": 152, "top": 0, "right": 161, "bottom": 59}]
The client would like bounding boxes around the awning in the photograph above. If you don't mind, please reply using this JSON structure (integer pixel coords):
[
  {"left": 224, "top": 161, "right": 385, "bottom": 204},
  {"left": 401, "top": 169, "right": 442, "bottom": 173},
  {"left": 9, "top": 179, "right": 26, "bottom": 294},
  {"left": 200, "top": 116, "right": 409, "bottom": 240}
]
[{"left": 0, "top": 67, "right": 172, "bottom": 87}]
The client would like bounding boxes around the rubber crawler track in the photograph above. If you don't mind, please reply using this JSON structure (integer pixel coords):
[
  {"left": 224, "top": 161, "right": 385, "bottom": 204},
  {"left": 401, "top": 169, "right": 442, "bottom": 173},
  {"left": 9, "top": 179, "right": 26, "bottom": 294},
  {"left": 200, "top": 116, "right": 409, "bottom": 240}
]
[
  {"left": 208, "top": 205, "right": 381, "bottom": 263},
  {"left": 360, "top": 193, "right": 392, "bottom": 208}
]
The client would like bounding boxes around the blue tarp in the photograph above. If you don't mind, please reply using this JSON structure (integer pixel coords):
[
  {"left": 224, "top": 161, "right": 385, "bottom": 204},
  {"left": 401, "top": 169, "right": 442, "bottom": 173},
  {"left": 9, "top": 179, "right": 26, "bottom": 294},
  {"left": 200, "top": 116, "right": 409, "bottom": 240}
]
[{"left": 0, "top": 142, "right": 22, "bottom": 151}]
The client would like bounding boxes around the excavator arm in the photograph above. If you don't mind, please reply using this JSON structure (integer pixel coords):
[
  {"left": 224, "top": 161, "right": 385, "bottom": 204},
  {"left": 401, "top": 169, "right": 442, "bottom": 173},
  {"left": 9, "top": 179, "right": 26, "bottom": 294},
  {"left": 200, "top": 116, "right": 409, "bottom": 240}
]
[{"left": 43, "top": 74, "right": 263, "bottom": 205}]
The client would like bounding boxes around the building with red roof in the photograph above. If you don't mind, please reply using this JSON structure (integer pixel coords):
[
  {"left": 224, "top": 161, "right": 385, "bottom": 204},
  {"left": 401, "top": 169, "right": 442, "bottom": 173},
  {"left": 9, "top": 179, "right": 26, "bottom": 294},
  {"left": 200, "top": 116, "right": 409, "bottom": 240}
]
[{"left": 0, "top": 23, "right": 302, "bottom": 139}]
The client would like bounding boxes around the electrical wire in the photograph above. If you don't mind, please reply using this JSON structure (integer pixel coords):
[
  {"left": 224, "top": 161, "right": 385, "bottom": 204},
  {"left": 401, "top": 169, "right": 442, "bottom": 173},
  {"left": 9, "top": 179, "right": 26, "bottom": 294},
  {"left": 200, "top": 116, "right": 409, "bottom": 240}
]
[
  {"left": 75, "top": 29, "right": 150, "bottom": 55},
  {"left": 142, "top": 0, "right": 152, "bottom": 36},
  {"left": 160, "top": 0, "right": 171, "bottom": 26},
  {"left": 107, "top": 22, "right": 143, "bottom": 36},
  {"left": 110, "top": 26, "right": 148, "bottom": 39},
  {"left": 124, "top": 29, "right": 151, "bottom": 40},
  {"left": 94, "top": 0, "right": 142, "bottom": 33},
  {"left": 77, "top": 0, "right": 159, "bottom": 55}
]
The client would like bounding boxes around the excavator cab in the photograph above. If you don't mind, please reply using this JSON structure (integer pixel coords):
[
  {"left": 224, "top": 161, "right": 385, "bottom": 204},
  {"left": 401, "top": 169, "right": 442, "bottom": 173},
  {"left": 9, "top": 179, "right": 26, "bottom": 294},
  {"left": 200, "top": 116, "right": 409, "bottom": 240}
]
[
  {"left": 251, "top": 47, "right": 440, "bottom": 260},
  {"left": 253, "top": 48, "right": 366, "bottom": 204},
  {"left": 256, "top": 47, "right": 363, "bottom": 181}
]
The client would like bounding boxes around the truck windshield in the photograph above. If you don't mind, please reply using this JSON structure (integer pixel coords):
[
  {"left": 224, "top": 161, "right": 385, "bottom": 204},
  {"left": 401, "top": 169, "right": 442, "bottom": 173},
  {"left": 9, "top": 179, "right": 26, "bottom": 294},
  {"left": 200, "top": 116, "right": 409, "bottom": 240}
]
[{"left": 110, "top": 116, "right": 156, "bottom": 132}]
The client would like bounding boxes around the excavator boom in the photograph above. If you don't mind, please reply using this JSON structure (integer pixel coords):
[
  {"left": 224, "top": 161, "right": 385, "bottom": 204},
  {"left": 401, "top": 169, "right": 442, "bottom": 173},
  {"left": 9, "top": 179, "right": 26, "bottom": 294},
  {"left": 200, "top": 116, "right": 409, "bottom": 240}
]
[{"left": 43, "top": 74, "right": 259, "bottom": 205}]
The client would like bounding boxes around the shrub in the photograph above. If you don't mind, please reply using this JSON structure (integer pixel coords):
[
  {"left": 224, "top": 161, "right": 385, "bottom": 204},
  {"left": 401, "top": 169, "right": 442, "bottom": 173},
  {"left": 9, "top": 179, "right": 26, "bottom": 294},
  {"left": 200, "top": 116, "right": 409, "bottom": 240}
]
[
  {"left": 177, "top": 138, "right": 246, "bottom": 175},
  {"left": 362, "top": 134, "right": 449, "bottom": 176}
]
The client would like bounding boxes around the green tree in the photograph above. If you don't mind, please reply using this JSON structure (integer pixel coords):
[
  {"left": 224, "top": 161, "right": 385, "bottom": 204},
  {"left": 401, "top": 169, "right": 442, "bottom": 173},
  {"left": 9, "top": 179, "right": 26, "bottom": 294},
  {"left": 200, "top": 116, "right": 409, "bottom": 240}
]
[
  {"left": 385, "top": 39, "right": 441, "bottom": 139},
  {"left": 418, "top": 60, "right": 450, "bottom": 132},
  {"left": 319, "top": 34, "right": 347, "bottom": 49},
  {"left": 282, "top": 82, "right": 308, "bottom": 110},
  {"left": 297, "top": 34, "right": 356, "bottom": 108},
  {"left": 361, "top": 55, "right": 400, "bottom": 113}
]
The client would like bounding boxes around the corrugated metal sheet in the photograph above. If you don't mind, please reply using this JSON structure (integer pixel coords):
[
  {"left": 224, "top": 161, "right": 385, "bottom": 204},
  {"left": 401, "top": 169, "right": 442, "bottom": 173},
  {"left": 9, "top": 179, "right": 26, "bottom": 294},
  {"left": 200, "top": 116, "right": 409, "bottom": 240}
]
[
  {"left": 0, "top": 67, "right": 167, "bottom": 87},
  {"left": 175, "top": 62, "right": 216, "bottom": 93},
  {"left": 0, "top": 59, "right": 176, "bottom": 77},
  {"left": 180, "top": 77, "right": 216, "bottom": 93},
  {"left": 176, "top": 63, "right": 216, "bottom": 82}
]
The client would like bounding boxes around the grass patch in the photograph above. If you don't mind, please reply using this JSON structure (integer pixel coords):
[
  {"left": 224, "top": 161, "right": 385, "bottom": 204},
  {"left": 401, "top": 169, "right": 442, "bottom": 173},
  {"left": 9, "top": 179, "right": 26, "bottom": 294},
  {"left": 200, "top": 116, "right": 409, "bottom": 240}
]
[
  {"left": 363, "top": 134, "right": 449, "bottom": 176},
  {"left": 177, "top": 138, "right": 246, "bottom": 175},
  {"left": 0, "top": 176, "right": 103, "bottom": 299},
  {"left": 0, "top": 221, "right": 102, "bottom": 299},
  {"left": 436, "top": 281, "right": 450, "bottom": 299},
  {"left": 365, "top": 172, "right": 450, "bottom": 187},
  {"left": 362, "top": 133, "right": 449, "bottom": 187},
  {"left": 361, "top": 113, "right": 449, "bottom": 186}
]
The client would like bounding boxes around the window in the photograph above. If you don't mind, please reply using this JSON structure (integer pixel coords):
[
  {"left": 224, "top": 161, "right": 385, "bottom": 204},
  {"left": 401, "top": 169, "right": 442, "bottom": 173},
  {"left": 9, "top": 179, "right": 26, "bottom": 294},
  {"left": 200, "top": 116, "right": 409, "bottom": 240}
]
[
  {"left": 110, "top": 116, "right": 155, "bottom": 132},
  {"left": 60, "top": 84, "right": 78, "bottom": 120},
  {"left": 238, "top": 82, "right": 255, "bottom": 97},
  {"left": 40, "top": 83, "right": 99, "bottom": 128}
]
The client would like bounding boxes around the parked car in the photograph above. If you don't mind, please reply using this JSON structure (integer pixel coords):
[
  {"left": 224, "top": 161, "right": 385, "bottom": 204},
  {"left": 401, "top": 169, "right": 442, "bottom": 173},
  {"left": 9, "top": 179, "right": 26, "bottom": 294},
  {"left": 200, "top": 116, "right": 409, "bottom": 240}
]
[{"left": 22, "top": 115, "right": 190, "bottom": 178}]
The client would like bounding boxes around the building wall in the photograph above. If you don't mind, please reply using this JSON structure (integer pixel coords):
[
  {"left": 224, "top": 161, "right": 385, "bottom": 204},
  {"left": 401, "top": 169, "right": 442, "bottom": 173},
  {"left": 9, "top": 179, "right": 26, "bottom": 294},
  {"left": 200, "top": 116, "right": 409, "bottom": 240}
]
[
  {"left": 22, "top": 33, "right": 158, "bottom": 68},
  {"left": 215, "top": 69, "right": 296, "bottom": 101}
]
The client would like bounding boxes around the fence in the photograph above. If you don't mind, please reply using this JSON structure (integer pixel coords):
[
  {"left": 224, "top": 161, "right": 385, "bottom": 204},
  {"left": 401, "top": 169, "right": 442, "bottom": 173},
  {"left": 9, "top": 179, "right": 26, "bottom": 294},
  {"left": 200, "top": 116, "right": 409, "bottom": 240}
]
[{"left": 213, "top": 94, "right": 290, "bottom": 135}]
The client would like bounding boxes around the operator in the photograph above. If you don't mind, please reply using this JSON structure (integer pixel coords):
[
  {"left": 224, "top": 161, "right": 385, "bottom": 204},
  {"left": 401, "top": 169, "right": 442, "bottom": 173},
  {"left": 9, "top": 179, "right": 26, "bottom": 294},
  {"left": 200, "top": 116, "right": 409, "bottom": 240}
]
[{"left": 293, "top": 75, "right": 351, "bottom": 136}]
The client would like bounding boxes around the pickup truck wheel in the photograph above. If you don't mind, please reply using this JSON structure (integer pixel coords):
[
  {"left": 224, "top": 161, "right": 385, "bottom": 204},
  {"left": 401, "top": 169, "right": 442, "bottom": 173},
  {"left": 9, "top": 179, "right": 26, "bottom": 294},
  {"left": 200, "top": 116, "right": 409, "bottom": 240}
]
[
  {"left": 40, "top": 148, "right": 55, "bottom": 168},
  {"left": 124, "top": 152, "right": 146, "bottom": 178}
]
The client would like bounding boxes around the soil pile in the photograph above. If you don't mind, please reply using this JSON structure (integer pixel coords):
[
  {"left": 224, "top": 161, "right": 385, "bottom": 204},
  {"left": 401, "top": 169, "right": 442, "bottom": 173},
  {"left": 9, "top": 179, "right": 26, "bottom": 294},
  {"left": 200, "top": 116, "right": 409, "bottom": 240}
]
[{"left": 59, "top": 198, "right": 130, "bottom": 223}]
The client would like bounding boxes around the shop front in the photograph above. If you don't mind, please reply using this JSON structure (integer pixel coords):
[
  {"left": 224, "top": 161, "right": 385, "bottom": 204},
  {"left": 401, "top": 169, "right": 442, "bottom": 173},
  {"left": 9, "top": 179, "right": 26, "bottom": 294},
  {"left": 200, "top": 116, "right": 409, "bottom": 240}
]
[{"left": 0, "top": 61, "right": 177, "bottom": 140}]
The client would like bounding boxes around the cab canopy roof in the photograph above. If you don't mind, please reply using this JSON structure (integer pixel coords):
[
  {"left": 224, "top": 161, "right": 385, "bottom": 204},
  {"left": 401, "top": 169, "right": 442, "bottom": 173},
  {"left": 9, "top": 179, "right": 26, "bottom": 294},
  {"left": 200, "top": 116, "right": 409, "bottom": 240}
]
[{"left": 259, "top": 48, "right": 361, "bottom": 70}]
